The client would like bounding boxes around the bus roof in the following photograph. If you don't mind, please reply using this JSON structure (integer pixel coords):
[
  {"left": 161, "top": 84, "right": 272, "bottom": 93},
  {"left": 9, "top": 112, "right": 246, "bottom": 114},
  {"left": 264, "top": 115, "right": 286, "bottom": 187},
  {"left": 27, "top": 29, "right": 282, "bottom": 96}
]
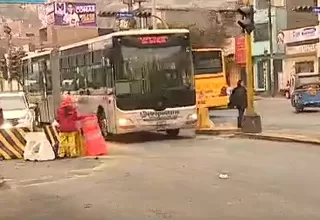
[
  {"left": 22, "top": 50, "right": 52, "bottom": 60},
  {"left": 22, "top": 29, "right": 189, "bottom": 60},
  {"left": 60, "top": 28, "right": 190, "bottom": 51}
]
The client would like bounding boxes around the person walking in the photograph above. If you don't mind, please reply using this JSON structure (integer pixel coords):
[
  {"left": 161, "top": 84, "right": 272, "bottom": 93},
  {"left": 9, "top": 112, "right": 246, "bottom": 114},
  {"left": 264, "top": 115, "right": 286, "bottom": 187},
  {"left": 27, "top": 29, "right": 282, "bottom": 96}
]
[{"left": 228, "top": 80, "right": 248, "bottom": 128}]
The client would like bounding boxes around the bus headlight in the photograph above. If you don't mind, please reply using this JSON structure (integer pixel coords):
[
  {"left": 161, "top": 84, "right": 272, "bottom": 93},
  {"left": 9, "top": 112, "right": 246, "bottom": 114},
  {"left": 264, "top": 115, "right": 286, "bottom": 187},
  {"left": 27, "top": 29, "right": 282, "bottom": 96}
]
[
  {"left": 118, "top": 118, "right": 135, "bottom": 129},
  {"left": 118, "top": 118, "right": 132, "bottom": 127},
  {"left": 1, "top": 121, "right": 13, "bottom": 129},
  {"left": 187, "top": 113, "right": 197, "bottom": 121}
]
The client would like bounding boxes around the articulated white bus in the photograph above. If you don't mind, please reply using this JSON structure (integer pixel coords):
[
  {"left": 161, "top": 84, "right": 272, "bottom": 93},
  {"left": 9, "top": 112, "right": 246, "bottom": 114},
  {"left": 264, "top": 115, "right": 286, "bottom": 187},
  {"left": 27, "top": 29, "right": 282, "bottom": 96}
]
[{"left": 22, "top": 29, "right": 197, "bottom": 137}]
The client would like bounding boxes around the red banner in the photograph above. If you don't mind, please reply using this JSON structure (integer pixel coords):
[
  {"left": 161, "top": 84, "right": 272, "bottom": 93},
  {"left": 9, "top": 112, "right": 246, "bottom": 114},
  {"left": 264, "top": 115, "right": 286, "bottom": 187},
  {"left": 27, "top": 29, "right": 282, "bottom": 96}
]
[{"left": 235, "top": 35, "right": 246, "bottom": 65}]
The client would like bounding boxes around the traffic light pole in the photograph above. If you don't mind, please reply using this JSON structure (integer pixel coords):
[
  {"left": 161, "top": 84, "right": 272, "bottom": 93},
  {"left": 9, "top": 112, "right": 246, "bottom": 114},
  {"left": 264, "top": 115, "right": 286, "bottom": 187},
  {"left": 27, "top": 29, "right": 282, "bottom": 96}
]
[
  {"left": 267, "top": 0, "right": 275, "bottom": 97},
  {"left": 244, "top": 33, "right": 254, "bottom": 115},
  {"left": 152, "top": 0, "right": 157, "bottom": 29},
  {"left": 240, "top": 0, "right": 262, "bottom": 133}
]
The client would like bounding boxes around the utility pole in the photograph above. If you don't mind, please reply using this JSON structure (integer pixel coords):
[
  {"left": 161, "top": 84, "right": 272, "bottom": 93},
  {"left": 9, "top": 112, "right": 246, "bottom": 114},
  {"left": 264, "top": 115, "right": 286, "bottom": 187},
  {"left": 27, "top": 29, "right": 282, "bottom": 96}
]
[
  {"left": 267, "top": 0, "right": 275, "bottom": 97},
  {"left": 152, "top": 0, "right": 157, "bottom": 29},
  {"left": 3, "top": 23, "right": 12, "bottom": 91},
  {"left": 237, "top": 0, "right": 262, "bottom": 133}
]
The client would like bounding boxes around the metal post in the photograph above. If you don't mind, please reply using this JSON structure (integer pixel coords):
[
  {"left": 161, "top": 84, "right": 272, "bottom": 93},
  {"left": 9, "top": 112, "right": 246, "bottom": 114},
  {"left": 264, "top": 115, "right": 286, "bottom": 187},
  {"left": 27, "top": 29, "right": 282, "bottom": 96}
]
[
  {"left": 138, "top": 2, "right": 144, "bottom": 28},
  {"left": 267, "top": 0, "right": 274, "bottom": 96},
  {"left": 245, "top": 33, "right": 255, "bottom": 115},
  {"left": 241, "top": 0, "right": 262, "bottom": 133},
  {"left": 152, "top": 0, "right": 157, "bottom": 29},
  {"left": 51, "top": 48, "right": 61, "bottom": 119}
]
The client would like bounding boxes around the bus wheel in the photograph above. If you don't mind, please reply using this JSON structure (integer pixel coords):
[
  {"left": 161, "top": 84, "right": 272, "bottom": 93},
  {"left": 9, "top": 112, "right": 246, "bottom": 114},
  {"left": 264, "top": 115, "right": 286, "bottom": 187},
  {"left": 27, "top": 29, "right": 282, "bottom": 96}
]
[{"left": 166, "top": 129, "right": 180, "bottom": 137}]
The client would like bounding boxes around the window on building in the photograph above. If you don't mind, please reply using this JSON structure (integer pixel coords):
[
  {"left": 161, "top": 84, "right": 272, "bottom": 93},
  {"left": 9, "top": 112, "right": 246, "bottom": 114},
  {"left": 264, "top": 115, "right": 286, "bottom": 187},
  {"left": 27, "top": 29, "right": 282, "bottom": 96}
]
[
  {"left": 295, "top": 61, "right": 314, "bottom": 73},
  {"left": 314, "top": 0, "right": 317, "bottom": 6},
  {"left": 254, "top": 23, "right": 269, "bottom": 42},
  {"left": 256, "top": 0, "right": 269, "bottom": 9}
]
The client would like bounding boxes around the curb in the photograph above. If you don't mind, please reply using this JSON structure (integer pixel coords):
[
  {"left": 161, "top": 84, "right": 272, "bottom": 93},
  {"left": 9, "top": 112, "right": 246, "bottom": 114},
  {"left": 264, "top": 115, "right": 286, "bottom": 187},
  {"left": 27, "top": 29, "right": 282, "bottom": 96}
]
[
  {"left": 233, "top": 133, "right": 320, "bottom": 146},
  {"left": 196, "top": 128, "right": 240, "bottom": 135},
  {"left": 196, "top": 128, "right": 320, "bottom": 146}
]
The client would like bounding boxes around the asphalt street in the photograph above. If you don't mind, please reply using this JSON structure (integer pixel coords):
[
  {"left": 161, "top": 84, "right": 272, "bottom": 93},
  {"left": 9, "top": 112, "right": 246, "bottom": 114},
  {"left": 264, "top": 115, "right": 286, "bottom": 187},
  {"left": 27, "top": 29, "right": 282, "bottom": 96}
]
[
  {"left": 211, "top": 97, "right": 320, "bottom": 135},
  {"left": 1, "top": 133, "right": 320, "bottom": 219}
]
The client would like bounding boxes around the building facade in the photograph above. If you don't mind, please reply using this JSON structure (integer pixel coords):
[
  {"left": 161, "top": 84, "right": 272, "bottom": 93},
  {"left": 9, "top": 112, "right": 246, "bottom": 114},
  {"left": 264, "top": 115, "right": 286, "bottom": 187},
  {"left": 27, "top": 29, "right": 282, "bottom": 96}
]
[
  {"left": 252, "top": 0, "right": 319, "bottom": 93},
  {"left": 252, "top": 6, "right": 286, "bottom": 92},
  {"left": 282, "top": 26, "right": 319, "bottom": 86}
]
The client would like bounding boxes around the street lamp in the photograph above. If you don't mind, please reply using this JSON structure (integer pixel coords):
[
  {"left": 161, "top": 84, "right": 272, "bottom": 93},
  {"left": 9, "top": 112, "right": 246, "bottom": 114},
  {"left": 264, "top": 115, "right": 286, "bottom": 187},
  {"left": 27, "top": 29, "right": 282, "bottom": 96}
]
[
  {"left": 152, "top": 0, "right": 156, "bottom": 29},
  {"left": 134, "top": 0, "right": 147, "bottom": 28}
]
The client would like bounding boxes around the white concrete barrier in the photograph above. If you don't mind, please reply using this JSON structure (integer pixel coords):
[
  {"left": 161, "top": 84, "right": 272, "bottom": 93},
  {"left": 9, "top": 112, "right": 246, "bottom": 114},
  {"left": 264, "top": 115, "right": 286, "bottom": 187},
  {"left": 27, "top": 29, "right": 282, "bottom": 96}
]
[{"left": 24, "top": 132, "right": 55, "bottom": 161}]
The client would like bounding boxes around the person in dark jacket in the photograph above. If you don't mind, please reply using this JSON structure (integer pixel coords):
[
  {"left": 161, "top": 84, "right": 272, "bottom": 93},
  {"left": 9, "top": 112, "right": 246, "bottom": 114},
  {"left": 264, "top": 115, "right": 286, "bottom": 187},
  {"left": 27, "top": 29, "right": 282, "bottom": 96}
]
[{"left": 228, "top": 80, "right": 248, "bottom": 128}]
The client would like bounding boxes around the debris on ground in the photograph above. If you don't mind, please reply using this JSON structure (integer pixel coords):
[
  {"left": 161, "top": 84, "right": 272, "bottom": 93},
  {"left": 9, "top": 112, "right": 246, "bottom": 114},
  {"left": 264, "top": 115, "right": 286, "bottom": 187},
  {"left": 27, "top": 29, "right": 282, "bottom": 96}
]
[{"left": 218, "top": 173, "right": 229, "bottom": 179}]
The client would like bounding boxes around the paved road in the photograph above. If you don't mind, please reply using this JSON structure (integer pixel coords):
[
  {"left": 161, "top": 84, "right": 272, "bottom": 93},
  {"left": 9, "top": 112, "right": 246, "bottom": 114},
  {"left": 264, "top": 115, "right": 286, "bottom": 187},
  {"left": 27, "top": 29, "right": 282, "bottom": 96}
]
[
  {"left": 2, "top": 134, "right": 320, "bottom": 219},
  {"left": 211, "top": 97, "right": 320, "bottom": 136}
]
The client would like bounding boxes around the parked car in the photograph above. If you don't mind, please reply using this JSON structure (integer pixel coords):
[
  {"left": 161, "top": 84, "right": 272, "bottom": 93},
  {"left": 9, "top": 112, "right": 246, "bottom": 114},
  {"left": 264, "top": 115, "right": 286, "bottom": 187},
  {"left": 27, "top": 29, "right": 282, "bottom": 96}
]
[
  {"left": 290, "top": 72, "right": 320, "bottom": 113},
  {"left": 0, "top": 92, "right": 36, "bottom": 131}
]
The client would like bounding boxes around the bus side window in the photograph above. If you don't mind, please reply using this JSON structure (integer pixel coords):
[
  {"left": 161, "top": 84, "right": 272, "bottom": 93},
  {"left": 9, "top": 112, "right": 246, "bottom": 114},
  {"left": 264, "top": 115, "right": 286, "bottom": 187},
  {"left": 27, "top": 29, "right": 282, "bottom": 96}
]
[
  {"left": 105, "top": 57, "right": 114, "bottom": 88},
  {"left": 28, "top": 62, "right": 40, "bottom": 94}
]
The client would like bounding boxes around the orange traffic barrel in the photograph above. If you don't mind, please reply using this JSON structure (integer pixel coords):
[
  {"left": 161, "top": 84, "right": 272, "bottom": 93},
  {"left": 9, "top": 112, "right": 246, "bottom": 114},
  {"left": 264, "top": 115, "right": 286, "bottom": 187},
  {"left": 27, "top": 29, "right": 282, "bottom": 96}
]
[{"left": 80, "top": 114, "right": 107, "bottom": 156}]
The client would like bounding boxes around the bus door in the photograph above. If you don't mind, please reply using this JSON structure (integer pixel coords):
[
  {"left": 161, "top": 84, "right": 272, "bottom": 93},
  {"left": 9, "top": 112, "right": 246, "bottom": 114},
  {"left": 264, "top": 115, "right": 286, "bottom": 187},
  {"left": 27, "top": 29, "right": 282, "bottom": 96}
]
[
  {"left": 38, "top": 59, "right": 53, "bottom": 123},
  {"left": 103, "top": 55, "right": 116, "bottom": 134}
]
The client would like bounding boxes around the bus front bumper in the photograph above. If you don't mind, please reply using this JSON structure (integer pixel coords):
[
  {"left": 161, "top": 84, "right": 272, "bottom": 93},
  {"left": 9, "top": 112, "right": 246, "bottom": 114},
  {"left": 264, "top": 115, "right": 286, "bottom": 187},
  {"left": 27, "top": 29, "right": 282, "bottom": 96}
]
[{"left": 116, "top": 118, "right": 197, "bottom": 134}]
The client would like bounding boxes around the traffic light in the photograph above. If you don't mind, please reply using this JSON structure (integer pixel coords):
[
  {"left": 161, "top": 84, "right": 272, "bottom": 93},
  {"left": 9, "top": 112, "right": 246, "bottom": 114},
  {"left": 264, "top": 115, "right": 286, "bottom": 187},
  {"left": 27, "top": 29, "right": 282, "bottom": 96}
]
[
  {"left": 292, "top": 6, "right": 314, "bottom": 12},
  {"left": 98, "top": 11, "right": 118, "bottom": 17},
  {"left": 237, "top": 5, "right": 255, "bottom": 34},
  {"left": 0, "top": 56, "right": 8, "bottom": 80},
  {"left": 8, "top": 51, "right": 20, "bottom": 79}
]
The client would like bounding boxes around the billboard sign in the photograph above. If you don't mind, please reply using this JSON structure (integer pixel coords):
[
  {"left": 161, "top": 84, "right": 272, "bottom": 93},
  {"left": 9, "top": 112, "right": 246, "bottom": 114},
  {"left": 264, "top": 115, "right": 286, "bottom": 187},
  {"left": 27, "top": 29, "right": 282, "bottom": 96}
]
[
  {"left": 283, "top": 26, "right": 319, "bottom": 44},
  {"left": 45, "top": 2, "right": 96, "bottom": 27},
  {"left": 235, "top": 35, "right": 246, "bottom": 65},
  {"left": 0, "top": 0, "right": 45, "bottom": 3}
]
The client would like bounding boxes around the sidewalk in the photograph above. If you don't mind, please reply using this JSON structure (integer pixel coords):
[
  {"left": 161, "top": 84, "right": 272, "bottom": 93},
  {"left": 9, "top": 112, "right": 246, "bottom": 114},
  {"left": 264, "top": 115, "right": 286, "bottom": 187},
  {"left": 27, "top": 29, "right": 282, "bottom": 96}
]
[
  {"left": 205, "top": 97, "right": 320, "bottom": 145},
  {"left": 197, "top": 125, "right": 320, "bottom": 146}
]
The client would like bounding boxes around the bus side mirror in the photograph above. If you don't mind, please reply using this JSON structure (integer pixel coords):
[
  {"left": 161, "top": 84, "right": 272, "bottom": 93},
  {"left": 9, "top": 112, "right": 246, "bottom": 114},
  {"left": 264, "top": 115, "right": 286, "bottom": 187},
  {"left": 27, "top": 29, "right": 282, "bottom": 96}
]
[
  {"left": 29, "top": 103, "right": 37, "bottom": 109},
  {"left": 106, "top": 88, "right": 114, "bottom": 95}
]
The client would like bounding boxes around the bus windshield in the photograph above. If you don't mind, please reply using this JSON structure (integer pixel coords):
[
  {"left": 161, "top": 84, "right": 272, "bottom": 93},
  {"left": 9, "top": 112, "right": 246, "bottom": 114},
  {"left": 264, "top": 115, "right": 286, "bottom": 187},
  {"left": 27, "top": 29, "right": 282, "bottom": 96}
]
[
  {"left": 192, "top": 50, "right": 223, "bottom": 75},
  {"left": 115, "top": 36, "right": 193, "bottom": 96},
  {"left": 114, "top": 33, "right": 195, "bottom": 110}
]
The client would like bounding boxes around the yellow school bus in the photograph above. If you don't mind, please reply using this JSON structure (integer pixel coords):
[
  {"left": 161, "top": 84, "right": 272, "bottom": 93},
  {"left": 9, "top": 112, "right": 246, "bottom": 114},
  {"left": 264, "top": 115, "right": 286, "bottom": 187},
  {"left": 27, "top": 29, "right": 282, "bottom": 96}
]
[{"left": 192, "top": 47, "right": 228, "bottom": 109}]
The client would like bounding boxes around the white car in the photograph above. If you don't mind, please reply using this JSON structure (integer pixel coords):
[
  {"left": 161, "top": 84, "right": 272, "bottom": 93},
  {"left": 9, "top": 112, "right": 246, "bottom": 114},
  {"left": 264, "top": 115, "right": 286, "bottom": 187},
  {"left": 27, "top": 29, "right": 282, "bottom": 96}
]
[{"left": 0, "top": 92, "right": 36, "bottom": 131}]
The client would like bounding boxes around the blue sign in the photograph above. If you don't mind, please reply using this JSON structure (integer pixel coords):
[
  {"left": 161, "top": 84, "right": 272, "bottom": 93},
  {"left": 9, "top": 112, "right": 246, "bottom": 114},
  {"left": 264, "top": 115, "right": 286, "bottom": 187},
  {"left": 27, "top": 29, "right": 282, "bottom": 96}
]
[
  {"left": 0, "top": 0, "right": 45, "bottom": 3},
  {"left": 312, "top": 7, "right": 320, "bottom": 13},
  {"left": 116, "top": 12, "right": 134, "bottom": 19}
]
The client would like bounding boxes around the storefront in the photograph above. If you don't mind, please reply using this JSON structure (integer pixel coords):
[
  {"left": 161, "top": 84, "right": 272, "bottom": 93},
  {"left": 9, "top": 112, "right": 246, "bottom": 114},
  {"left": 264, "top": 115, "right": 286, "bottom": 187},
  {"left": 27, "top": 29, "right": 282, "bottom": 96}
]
[
  {"left": 283, "top": 26, "right": 319, "bottom": 86},
  {"left": 225, "top": 35, "right": 245, "bottom": 88}
]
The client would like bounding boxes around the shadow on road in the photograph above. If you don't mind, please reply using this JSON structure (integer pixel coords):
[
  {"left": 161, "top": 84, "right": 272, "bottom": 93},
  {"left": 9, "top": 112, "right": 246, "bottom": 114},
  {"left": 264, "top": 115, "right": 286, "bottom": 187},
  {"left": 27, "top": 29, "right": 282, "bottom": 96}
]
[
  {"left": 293, "top": 109, "right": 320, "bottom": 114},
  {"left": 107, "top": 132, "right": 192, "bottom": 144}
]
